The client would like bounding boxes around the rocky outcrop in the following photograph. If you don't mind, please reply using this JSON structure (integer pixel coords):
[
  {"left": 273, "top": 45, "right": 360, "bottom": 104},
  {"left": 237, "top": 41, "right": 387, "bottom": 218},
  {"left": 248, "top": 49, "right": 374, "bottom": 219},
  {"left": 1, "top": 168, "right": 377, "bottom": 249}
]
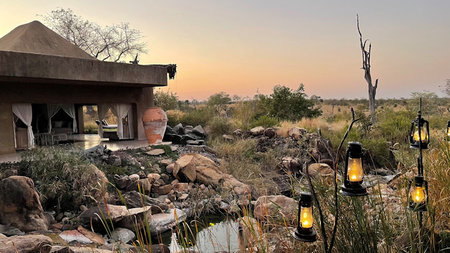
[
  {"left": 0, "top": 234, "right": 53, "bottom": 253},
  {"left": 172, "top": 154, "right": 251, "bottom": 197},
  {"left": 0, "top": 176, "right": 49, "bottom": 232},
  {"left": 79, "top": 204, "right": 152, "bottom": 231},
  {"left": 148, "top": 208, "right": 186, "bottom": 235},
  {"left": 253, "top": 195, "right": 298, "bottom": 226},
  {"left": 164, "top": 123, "right": 207, "bottom": 145}
]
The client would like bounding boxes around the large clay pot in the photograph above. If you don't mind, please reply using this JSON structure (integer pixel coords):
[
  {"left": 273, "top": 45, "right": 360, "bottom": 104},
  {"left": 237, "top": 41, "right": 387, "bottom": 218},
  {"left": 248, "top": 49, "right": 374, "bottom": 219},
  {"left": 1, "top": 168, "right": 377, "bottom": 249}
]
[{"left": 142, "top": 107, "right": 168, "bottom": 144}]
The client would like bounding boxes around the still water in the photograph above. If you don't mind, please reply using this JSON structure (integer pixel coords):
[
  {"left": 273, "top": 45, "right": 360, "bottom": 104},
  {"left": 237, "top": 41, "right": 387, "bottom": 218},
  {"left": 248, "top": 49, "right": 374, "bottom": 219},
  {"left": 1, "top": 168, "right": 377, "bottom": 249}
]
[{"left": 160, "top": 216, "right": 240, "bottom": 252}]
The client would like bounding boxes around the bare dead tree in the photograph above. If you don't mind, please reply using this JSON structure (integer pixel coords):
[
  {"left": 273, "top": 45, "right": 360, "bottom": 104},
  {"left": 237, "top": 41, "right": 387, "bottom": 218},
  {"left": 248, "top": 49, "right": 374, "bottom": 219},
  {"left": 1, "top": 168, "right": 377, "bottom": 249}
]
[
  {"left": 42, "top": 8, "right": 147, "bottom": 62},
  {"left": 357, "top": 14, "right": 378, "bottom": 124}
]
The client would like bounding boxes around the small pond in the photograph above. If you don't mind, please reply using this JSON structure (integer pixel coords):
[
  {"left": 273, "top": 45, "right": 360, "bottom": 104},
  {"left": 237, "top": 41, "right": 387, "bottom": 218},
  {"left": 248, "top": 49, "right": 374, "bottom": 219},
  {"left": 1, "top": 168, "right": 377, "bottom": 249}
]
[{"left": 159, "top": 215, "right": 240, "bottom": 252}]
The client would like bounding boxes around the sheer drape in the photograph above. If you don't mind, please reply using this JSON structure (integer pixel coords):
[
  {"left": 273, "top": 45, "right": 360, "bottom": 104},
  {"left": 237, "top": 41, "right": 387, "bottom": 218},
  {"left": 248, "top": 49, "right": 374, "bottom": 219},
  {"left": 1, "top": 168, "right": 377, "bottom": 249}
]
[
  {"left": 97, "top": 104, "right": 110, "bottom": 138},
  {"left": 47, "top": 104, "right": 77, "bottom": 133},
  {"left": 61, "top": 104, "right": 77, "bottom": 133},
  {"left": 111, "top": 104, "right": 133, "bottom": 139},
  {"left": 47, "top": 104, "right": 60, "bottom": 133},
  {"left": 12, "top": 103, "right": 34, "bottom": 148}
]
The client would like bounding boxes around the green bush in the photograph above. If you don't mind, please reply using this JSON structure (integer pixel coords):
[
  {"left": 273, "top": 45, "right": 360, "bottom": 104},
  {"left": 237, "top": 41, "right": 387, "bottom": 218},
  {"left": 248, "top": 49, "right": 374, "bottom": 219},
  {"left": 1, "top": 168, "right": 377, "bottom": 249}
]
[
  {"left": 179, "top": 107, "right": 214, "bottom": 126},
  {"left": 207, "top": 117, "right": 233, "bottom": 139},
  {"left": 250, "top": 115, "right": 279, "bottom": 128},
  {"left": 20, "top": 147, "right": 107, "bottom": 212},
  {"left": 375, "top": 108, "right": 415, "bottom": 144}
]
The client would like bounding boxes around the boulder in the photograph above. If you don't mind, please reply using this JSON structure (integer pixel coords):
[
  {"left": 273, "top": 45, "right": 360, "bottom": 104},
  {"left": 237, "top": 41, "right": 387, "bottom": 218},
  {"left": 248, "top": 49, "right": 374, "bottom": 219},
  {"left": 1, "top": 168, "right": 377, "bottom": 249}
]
[
  {"left": 79, "top": 204, "right": 152, "bottom": 231},
  {"left": 59, "top": 230, "right": 94, "bottom": 244},
  {"left": 264, "top": 128, "right": 277, "bottom": 138},
  {"left": 0, "top": 224, "right": 25, "bottom": 236},
  {"left": 148, "top": 208, "right": 186, "bottom": 235},
  {"left": 192, "top": 125, "right": 206, "bottom": 138},
  {"left": 147, "top": 173, "right": 161, "bottom": 184},
  {"left": 238, "top": 216, "right": 263, "bottom": 252},
  {"left": 51, "top": 246, "right": 113, "bottom": 253},
  {"left": 146, "top": 149, "right": 165, "bottom": 156},
  {"left": 172, "top": 182, "right": 189, "bottom": 193},
  {"left": 153, "top": 184, "right": 173, "bottom": 195},
  {"left": 0, "top": 235, "right": 53, "bottom": 253},
  {"left": 173, "top": 123, "right": 185, "bottom": 135},
  {"left": 307, "top": 163, "right": 334, "bottom": 177},
  {"left": 77, "top": 226, "right": 105, "bottom": 245},
  {"left": 233, "top": 129, "right": 244, "bottom": 136},
  {"left": 160, "top": 159, "right": 173, "bottom": 166},
  {"left": 287, "top": 127, "right": 307, "bottom": 139},
  {"left": 0, "top": 176, "right": 49, "bottom": 232},
  {"left": 110, "top": 227, "right": 135, "bottom": 243},
  {"left": 173, "top": 154, "right": 251, "bottom": 197},
  {"left": 280, "top": 157, "right": 302, "bottom": 175},
  {"left": 121, "top": 191, "right": 168, "bottom": 213},
  {"left": 250, "top": 126, "right": 265, "bottom": 136},
  {"left": 253, "top": 195, "right": 297, "bottom": 225},
  {"left": 222, "top": 134, "right": 234, "bottom": 141}
]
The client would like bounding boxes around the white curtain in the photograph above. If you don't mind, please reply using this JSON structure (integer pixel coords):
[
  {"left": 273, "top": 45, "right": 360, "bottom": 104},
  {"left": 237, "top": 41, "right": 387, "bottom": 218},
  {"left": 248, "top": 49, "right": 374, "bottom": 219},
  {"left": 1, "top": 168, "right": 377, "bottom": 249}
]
[
  {"left": 97, "top": 104, "right": 110, "bottom": 138},
  {"left": 111, "top": 104, "right": 133, "bottom": 140},
  {"left": 47, "top": 104, "right": 77, "bottom": 133},
  {"left": 61, "top": 104, "right": 77, "bottom": 133},
  {"left": 47, "top": 104, "right": 60, "bottom": 133},
  {"left": 12, "top": 103, "right": 34, "bottom": 148}
]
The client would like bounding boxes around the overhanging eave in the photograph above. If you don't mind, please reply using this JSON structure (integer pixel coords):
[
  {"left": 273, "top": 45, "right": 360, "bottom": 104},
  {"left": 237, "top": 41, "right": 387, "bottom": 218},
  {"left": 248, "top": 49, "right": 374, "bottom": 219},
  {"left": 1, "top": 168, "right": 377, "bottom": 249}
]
[{"left": 0, "top": 51, "right": 171, "bottom": 87}]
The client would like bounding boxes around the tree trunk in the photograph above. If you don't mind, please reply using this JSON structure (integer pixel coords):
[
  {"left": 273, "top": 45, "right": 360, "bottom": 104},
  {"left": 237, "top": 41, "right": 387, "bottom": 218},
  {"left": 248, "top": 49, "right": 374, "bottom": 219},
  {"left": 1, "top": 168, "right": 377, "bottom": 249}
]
[{"left": 368, "top": 82, "right": 377, "bottom": 124}]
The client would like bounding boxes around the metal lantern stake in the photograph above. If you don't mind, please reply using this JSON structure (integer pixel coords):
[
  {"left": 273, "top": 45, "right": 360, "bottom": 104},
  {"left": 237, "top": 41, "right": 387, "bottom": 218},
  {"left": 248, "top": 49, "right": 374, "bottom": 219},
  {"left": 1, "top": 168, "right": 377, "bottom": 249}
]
[
  {"left": 409, "top": 105, "right": 430, "bottom": 150},
  {"left": 407, "top": 175, "right": 428, "bottom": 212},
  {"left": 446, "top": 120, "right": 450, "bottom": 142},
  {"left": 294, "top": 192, "right": 317, "bottom": 242},
  {"left": 340, "top": 142, "right": 368, "bottom": 197}
]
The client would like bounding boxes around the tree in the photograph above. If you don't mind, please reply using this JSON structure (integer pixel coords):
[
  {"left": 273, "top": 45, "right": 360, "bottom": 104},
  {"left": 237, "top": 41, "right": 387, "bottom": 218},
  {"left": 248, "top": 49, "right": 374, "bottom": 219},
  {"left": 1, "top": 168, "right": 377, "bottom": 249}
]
[
  {"left": 357, "top": 15, "right": 378, "bottom": 124},
  {"left": 260, "top": 84, "right": 322, "bottom": 121},
  {"left": 154, "top": 90, "right": 179, "bottom": 111},
  {"left": 207, "top": 92, "right": 232, "bottom": 115},
  {"left": 42, "top": 8, "right": 146, "bottom": 62}
]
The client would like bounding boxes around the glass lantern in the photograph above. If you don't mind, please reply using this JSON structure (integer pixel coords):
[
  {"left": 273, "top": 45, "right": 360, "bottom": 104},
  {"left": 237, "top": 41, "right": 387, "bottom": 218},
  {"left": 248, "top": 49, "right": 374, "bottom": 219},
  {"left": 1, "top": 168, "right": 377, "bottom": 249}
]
[
  {"left": 341, "top": 142, "right": 368, "bottom": 196},
  {"left": 409, "top": 115, "right": 430, "bottom": 149},
  {"left": 408, "top": 176, "right": 428, "bottom": 212},
  {"left": 294, "top": 192, "right": 317, "bottom": 242}
]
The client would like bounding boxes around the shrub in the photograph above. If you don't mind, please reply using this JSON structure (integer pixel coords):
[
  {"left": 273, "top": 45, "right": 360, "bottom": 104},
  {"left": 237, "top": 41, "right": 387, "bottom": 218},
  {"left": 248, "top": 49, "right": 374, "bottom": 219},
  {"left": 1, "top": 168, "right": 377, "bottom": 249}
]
[
  {"left": 207, "top": 117, "right": 233, "bottom": 139},
  {"left": 179, "top": 107, "right": 214, "bottom": 126},
  {"left": 374, "top": 108, "right": 415, "bottom": 144},
  {"left": 258, "top": 84, "right": 322, "bottom": 121},
  {"left": 20, "top": 147, "right": 107, "bottom": 212},
  {"left": 154, "top": 89, "right": 179, "bottom": 110},
  {"left": 250, "top": 115, "right": 279, "bottom": 128}
]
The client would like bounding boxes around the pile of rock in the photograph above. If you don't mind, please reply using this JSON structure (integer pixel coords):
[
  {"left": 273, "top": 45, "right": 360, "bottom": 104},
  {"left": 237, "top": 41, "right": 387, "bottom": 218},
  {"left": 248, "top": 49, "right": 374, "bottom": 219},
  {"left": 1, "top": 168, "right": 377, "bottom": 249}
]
[{"left": 164, "top": 123, "right": 206, "bottom": 146}]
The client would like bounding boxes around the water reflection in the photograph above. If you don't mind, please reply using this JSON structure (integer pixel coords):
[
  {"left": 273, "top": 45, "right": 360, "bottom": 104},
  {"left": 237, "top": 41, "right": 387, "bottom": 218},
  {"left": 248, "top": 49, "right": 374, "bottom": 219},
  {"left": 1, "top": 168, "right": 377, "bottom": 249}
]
[{"left": 168, "top": 217, "right": 239, "bottom": 253}]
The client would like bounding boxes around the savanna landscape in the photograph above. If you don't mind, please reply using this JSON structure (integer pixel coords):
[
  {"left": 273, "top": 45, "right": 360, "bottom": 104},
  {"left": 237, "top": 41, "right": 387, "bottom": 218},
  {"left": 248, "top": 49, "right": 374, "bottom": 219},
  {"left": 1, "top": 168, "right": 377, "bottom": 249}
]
[{"left": 0, "top": 2, "right": 449, "bottom": 253}]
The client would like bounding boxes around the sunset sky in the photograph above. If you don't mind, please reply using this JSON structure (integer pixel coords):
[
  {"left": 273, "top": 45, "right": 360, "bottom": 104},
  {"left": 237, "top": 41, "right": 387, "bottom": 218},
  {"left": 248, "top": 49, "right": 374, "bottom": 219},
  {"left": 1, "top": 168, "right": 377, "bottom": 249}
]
[{"left": 0, "top": 0, "right": 449, "bottom": 100}]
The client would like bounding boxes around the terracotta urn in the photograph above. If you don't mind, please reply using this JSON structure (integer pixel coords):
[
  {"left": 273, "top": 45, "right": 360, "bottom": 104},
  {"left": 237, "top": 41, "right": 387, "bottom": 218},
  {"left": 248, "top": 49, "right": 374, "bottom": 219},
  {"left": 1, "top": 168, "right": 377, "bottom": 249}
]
[{"left": 142, "top": 107, "right": 168, "bottom": 144}]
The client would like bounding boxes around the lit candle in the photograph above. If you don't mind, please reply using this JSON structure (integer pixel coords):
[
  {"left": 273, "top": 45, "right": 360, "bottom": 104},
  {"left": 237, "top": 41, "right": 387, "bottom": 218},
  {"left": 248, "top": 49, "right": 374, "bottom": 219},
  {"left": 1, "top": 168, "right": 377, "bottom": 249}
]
[
  {"left": 411, "top": 186, "right": 426, "bottom": 204},
  {"left": 413, "top": 127, "right": 428, "bottom": 142},
  {"left": 300, "top": 206, "right": 313, "bottom": 228},
  {"left": 347, "top": 157, "right": 364, "bottom": 182}
]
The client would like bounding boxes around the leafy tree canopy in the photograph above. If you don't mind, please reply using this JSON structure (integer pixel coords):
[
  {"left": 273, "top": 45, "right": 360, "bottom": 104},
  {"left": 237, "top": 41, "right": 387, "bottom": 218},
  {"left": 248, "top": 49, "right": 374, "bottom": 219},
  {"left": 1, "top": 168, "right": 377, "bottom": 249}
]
[{"left": 259, "top": 84, "right": 322, "bottom": 121}]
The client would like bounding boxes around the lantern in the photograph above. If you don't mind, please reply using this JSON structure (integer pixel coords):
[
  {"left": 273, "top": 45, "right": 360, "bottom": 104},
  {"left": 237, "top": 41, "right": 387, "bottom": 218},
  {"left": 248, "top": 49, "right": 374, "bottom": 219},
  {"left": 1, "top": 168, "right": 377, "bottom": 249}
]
[
  {"left": 340, "top": 142, "right": 368, "bottom": 196},
  {"left": 409, "top": 114, "right": 430, "bottom": 149},
  {"left": 294, "top": 192, "right": 317, "bottom": 242},
  {"left": 446, "top": 120, "right": 450, "bottom": 142},
  {"left": 408, "top": 176, "right": 428, "bottom": 212}
]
